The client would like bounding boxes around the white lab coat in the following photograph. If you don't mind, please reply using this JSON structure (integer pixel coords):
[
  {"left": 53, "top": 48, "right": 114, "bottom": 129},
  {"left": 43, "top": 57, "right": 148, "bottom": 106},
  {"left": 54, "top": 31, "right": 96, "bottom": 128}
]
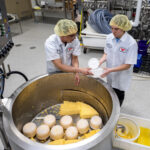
[
  {"left": 45, "top": 34, "right": 81, "bottom": 73},
  {"left": 104, "top": 32, "right": 138, "bottom": 91}
]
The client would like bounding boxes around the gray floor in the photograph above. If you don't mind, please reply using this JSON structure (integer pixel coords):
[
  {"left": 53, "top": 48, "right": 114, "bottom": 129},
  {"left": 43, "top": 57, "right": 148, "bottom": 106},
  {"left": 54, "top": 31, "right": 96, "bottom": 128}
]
[{"left": 0, "top": 18, "right": 150, "bottom": 150}]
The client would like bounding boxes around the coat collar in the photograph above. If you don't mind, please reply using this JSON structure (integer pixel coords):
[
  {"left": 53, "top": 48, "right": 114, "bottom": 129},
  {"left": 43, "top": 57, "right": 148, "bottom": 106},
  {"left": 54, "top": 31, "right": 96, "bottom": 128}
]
[{"left": 111, "top": 32, "right": 127, "bottom": 42}]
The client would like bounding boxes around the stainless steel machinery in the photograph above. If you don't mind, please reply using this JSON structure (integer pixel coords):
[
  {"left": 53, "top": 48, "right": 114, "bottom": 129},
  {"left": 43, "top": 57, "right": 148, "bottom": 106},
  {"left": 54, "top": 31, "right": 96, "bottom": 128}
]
[
  {"left": 0, "top": 0, "right": 14, "bottom": 149},
  {"left": 1, "top": 73, "right": 120, "bottom": 150},
  {"left": 0, "top": 1, "right": 121, "bottom": 150},
  {"left": 0, "top": 1, "right": 28, "bottom": 149},
  {"left": 0, "top": 0, "right": 14, "bottom": 65}
]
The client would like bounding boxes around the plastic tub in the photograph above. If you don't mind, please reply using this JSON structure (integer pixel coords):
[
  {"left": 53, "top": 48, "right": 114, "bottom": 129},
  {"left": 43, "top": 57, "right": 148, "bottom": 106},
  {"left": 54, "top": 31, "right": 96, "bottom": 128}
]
[
  {"left": 115, "top": 117, "right": 140, "bottom": 142},
  {"left": 113, "top": 113, "right": 150, "bottom": 150},
  {"left": 138, "top": 40, "right": 149, "bottom": 56}
]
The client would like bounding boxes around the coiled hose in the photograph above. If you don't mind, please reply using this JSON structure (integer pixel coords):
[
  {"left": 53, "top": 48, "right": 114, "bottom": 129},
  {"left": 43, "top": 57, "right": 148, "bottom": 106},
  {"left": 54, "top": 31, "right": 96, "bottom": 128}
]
[{"left": 88, "top": 9, "right": 113, "bottom": 34}]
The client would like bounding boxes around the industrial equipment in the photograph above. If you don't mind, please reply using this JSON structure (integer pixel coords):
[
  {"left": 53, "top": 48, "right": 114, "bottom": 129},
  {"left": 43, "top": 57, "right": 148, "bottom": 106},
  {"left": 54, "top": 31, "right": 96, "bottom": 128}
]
[
  {"left": 0, "top": 2, "right": 120, "bottom": 150},
  {"left": 81, "top": 0, "right": 150, "bottom": 53},
  {"left": 0, "top": 73, "right": 120, "bottom": 150},
  {"left": 0, "top": 1, "right": 28, "bottom": 149},
  {"left": 0, "top": 0, "right": 14, "bottom": 65}
]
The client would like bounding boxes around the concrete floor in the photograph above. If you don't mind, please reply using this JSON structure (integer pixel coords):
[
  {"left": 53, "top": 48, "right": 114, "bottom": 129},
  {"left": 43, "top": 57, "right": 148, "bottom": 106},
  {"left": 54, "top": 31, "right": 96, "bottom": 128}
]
[{"left": 0, "top": 18, "right": 150, "bottom": 150}]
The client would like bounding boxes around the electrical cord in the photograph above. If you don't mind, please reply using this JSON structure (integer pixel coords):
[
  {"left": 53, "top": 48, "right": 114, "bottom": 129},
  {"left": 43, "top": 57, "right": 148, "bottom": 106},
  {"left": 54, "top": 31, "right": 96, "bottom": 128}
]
[
  {"left": 0, "top": 68, "right": 5, "bottom": 99},
  {"left": 7, "top": 71, "right": 28, "bottom": 82},
  {"left": 0, "top": 68, "right": 28, "bottom": 98},
  {"left": 88, "top": 9, "right": 113, "bottom": 34}
]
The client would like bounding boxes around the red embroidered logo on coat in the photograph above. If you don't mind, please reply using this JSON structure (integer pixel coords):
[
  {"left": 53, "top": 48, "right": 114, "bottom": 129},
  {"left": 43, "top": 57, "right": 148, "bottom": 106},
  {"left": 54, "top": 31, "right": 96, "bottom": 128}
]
[
  {"left": 68, "top": 47, "right": 73, "bottom": 51},
  {"left": 120, "top": 47, "right": 127, "bottom": 53}
]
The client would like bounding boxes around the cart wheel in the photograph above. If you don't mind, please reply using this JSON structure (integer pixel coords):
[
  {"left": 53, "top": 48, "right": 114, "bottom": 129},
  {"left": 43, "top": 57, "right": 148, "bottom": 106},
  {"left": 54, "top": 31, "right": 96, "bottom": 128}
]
[{"left": 83, "top": 48, "right": 87, "bottom": 54}]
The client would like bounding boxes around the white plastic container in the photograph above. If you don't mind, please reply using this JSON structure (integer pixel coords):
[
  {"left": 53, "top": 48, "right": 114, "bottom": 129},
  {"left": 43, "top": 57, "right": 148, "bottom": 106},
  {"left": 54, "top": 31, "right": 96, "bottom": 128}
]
[
  {"left": 91, "top": 68, "right": 104, "bottom": 78},
  {"left": 88, "top": 58, "right": 99, "bottom": 69},
  {"left": 88, "top": 58, "right": 104, "bottom": 78},
  {"left": 113, "top": 113, "right": 150, "bottom": 150},
  {"left": 115, "top": 117, "right": 140, "bottom": 142}
]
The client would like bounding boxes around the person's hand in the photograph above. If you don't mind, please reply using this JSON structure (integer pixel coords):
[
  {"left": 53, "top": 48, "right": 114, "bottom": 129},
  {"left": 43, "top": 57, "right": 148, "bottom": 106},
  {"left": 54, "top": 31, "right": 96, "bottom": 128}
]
[
  {"left": 100, "top": 68, "right": 111, "bottom": 78},
  {"left": 75, "top": 73, "right": 80, "bottom": 86},
  {"left": 80, "top": 68, "right": 92, "bottom": 75}
]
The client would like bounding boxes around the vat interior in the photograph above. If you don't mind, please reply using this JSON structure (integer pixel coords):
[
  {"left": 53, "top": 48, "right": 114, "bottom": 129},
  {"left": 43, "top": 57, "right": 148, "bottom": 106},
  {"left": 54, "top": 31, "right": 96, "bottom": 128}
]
[{"left": 12, "top": 73, "right": 113, "bottom": 132}]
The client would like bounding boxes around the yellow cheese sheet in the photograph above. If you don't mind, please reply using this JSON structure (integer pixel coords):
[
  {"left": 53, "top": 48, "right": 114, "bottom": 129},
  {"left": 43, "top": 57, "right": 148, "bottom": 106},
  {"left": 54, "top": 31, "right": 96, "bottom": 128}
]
[{"left": 136, "top": 127, "right": 150, "bottom": 146}]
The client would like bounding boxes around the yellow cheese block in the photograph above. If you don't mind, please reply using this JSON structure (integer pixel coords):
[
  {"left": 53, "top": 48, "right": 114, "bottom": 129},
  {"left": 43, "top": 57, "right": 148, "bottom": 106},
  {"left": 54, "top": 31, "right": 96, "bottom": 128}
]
[
  {"left": 59, "top": 101, "right": 99, "bottom": 119},
  {"left": 59, "top": 101, "right": 80, "bottom": 115},
  {"left": 77, "top": 102, "right": 99, "bottom": 119},
  {"left": 136, "top": 127, "right": 150, "bottom": 146},
  {"left": 81, "top": 129, "right": 100, "bottom": 139}
]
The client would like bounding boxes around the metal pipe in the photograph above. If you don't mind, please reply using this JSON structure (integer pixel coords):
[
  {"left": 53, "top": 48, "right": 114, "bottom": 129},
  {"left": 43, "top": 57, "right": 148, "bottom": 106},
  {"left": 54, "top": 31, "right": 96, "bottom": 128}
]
[{"left": 131, "top": 0, "right": 143, "bottom": 27}]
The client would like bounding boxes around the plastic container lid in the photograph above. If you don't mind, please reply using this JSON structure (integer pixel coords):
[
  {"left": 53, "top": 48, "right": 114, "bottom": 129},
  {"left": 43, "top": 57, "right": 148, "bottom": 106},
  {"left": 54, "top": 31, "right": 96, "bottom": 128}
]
[
  {"left": 88, "top": 58, "right": 99, "bottom": 69},
  {"left": 91, "top": 68, "right": 104, "bottom": 78}
]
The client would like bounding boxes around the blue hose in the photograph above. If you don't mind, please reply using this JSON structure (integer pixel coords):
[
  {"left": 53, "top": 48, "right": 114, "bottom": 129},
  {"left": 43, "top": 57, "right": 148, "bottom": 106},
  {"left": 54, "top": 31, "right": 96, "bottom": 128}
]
[{"left": 88, "top": 9, "right": 113, "bottom": 34}]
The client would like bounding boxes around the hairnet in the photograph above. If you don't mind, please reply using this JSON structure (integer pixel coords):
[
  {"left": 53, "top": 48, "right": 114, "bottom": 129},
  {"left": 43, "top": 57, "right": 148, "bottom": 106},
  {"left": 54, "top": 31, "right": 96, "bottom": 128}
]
[
  {"left": 109, "top": 14, "right": 132, "bottom": 31},
  {"left": 54, "top": 19, "right": 78, "bottom": 36}
]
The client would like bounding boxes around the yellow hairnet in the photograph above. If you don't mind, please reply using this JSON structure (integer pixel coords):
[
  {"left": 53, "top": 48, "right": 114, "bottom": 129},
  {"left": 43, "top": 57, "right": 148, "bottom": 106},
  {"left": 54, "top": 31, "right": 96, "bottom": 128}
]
[
  {"left": 109, "top": 14, "right": 132, "bottom": 31},
  {"left": 54, "top": 19, "right": 78, "bottom": 36}
]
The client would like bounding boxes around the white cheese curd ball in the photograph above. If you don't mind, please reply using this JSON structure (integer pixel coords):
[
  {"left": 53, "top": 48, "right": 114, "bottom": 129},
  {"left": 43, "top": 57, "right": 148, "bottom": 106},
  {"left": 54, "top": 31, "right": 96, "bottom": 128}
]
[
  {"left": 65, "top": 126, "right": 78, "bottom": 140},
  {"left": 23, "top": 122, "right": 37, "bottom": 138},
  {"left": 60, "top": 115, "right": 73, "bottom": 129},
  {"left": 43, "top": 114, "right": 56, "bottom": 128},
  {"left": 76, "top": 119, "right": 89, "bottom": 134},
  {"left": 90, "top": 116, "right": 103, "bottom": 129},
  {"left": 50, "top": 125, "right": 64, "bottom": 140},
  {"left": 36, "top": 124, "right": 50, "bottom": 140}
]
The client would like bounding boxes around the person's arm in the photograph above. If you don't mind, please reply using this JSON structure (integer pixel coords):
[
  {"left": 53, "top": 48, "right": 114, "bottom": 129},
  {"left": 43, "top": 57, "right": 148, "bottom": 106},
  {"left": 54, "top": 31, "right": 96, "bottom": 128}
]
[
  {"left": 72, "top": 55, "right": 80, "bottom": 86},
  {"left": 101, "top": 64, "right": 131, "bottom": 78},
  {"left": 99, "top": 53, "right": 107, "bottom": 66},
  {"left": 72, "top": 55, "right": 79, "bottom": 69},
  {"left": 52, "top": 59, "right": 77, "bottom": 73},
  {"left": 52, "top": 58, "right": 91, "bottom": 74}
]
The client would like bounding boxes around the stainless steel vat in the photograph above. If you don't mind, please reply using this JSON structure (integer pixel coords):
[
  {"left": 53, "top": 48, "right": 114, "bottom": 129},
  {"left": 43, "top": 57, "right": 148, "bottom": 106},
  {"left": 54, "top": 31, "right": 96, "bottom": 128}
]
[{"left": 1, "top": 73, "right": 120, "bottom": 150}]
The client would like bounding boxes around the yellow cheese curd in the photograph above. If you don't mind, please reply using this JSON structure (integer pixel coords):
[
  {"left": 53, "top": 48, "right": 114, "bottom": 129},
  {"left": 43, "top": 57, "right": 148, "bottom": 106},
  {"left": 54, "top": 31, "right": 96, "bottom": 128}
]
[
  {"left": 64, "top": 139, "right": 80, "bottom": 144},
  {"left": 81, "top": 129, "right": 100, "bottom": 139},
  {"left": 48, "top": 139, "right": 80, "bottom": 145},
  {"left": 48, "top": 139, "right": 65, "bottom": 145}
]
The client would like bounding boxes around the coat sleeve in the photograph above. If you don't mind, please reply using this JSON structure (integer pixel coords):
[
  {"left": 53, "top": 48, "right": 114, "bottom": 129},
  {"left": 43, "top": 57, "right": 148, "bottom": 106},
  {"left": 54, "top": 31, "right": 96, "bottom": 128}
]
[{"left": 125, "top": 42, "right": 138, "bottom": 64}]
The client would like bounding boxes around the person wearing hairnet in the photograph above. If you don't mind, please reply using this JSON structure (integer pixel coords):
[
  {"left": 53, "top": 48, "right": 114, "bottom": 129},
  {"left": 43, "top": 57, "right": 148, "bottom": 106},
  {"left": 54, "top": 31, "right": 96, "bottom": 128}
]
[
  {"left": 45, "top": 19, "right": 91, "bottom": 85},
  {"left": 99, "top": 14, "right": 138, "bottom": 106}
]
